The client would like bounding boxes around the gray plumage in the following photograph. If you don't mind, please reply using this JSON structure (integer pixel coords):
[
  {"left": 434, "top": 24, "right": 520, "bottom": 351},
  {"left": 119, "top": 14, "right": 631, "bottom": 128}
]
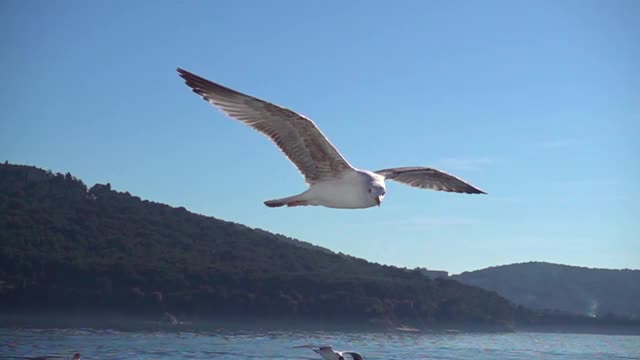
[
  {"left": 178, "top": 68, "right": 352, "bottom": 185},
  {"left": 375, "top": 167, "right": 486, "bottom": 194}
]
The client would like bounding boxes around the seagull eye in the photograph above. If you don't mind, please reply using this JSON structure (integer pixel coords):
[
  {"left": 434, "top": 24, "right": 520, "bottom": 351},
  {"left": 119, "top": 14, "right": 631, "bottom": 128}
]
[{"left": 368, "top": 188, "right": 372, "bottom": 193}]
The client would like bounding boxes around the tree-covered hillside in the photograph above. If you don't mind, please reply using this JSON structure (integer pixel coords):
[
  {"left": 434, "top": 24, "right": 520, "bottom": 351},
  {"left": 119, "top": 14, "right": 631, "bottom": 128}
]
[
  {"left": 2, "top": 162, "right": 636, "bottom": 332},
  {"left": 453, "top": 262, "right": 640, "bottom": 319},
  {"left": 0, "top": 162, "right": 521, "bottom": 327}
]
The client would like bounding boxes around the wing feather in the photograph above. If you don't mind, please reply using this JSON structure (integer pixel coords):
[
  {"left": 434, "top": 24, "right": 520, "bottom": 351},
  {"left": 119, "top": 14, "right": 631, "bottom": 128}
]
[
  {"left": 177, "top": 68, "right": 353, "bottom": 184},
  {"left": 375, "top": 167, "right": 486, "bottom": 194},
  {"left": 342, "top": 352, "right": 364, "bottom": 360}
]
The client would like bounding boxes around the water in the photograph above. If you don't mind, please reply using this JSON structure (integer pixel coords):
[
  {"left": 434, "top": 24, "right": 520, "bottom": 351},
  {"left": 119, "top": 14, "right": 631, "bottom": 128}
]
[{"left": 1, "top": 328, "right": 639, "bottom": 360}]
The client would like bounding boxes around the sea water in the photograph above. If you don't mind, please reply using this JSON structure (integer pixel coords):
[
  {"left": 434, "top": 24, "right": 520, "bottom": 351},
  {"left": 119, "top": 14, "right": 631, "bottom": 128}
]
[{"left": 1, "top": 328, "right": 639, "bottom": 359}]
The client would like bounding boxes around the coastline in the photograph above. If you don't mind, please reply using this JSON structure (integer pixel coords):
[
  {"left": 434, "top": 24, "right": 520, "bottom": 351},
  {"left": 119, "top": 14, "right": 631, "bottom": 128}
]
[{"left": 2, "top": 311, "right": 639, "bottom": 336}]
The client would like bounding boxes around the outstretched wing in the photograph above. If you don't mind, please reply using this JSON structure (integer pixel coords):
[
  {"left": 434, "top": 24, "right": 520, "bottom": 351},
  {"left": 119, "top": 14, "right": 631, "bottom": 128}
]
[
  {"left": 315, "top": 346, "right": 338, "bottom": 358},
  {"left": 375, "top": 167, "right": 486, "bottom": 194},
  {"left": 177, "top": 68, "right": 354, "bottom": 184},
  {"left": 342, "top": 351, "right": 364, "bottom": 360}
]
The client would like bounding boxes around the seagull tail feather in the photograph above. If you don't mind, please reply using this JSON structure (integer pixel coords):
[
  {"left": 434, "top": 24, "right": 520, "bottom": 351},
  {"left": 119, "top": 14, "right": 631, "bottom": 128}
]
[
  {"left": 264, "top": 199, "right": 286, "bottom": 207},
  {"left": 264, "top": 193, "right": 310, "bottom": 208}
]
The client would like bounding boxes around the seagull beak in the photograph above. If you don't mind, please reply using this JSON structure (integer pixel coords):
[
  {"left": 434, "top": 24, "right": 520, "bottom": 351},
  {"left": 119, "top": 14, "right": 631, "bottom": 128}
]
[{"left": 375, "top": 195, "right": 381, "bottom": 206}]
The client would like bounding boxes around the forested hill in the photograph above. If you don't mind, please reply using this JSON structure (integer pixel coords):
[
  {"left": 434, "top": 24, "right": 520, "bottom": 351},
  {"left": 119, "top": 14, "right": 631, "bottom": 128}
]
[
  {"left": 453, "top": 262, "right": 640, "bottom": 319},
  {"left": 0, "top": 162, "right": 634, "bottom": 331},
  {"left": 0, "top": 162, "right": 512, "bottom": 327}
]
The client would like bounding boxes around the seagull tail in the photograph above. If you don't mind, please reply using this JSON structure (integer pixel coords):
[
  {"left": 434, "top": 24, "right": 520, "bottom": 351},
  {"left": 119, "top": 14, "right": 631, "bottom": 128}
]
[
  {"left": 264, "top": 199, "right": 287, "bottom": 207},
  {"left": 264, "top": 193, "right": 310, "bottom": 208}
]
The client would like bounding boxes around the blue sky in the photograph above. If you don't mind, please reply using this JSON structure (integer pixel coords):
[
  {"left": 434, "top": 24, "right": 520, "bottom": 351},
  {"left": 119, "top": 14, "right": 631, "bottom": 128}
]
[{"left": 2, "top": 0, "right": 638, "bottom": 274}]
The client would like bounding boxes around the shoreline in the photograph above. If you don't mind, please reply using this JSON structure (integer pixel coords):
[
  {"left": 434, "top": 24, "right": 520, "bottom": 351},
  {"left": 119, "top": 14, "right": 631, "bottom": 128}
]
[{"left": 2, "top": 311, "right": 639, "bottom": 336}]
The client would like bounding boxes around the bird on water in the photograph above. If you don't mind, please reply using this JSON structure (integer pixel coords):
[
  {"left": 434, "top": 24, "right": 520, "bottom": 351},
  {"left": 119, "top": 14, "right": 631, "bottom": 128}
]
[{"left": 294, "top": 344, "right": 364, "bottom": 360}]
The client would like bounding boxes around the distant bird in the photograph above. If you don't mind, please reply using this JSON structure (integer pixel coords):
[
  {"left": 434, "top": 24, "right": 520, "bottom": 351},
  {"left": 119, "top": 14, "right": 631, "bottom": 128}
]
[
  {"left": 178, "top": 68, "right": 486, "bottom": 209},
  {"left": 164, "top": 311, "right": 179, "bottom": 325},
  {"left": 395, "top": 324, "right": 420, "bottom": 332},
  {"left": 294, "top": 344, "right": 364, "bottom": 360},
  {"left": 163, "top": 311, "right": 192, "bottom": 326}
]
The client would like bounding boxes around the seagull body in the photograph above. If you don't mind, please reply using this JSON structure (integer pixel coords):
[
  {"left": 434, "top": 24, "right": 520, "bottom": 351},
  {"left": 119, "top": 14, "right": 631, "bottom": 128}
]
[
  {"left": 178, "top": 68, "right": 486, "bottom": 209},
  {"left": 265, "top": 169, "right": 385, "bottom": 209},
  {"left": 294, "top": 345, "right": 364, "bottom": 360}
]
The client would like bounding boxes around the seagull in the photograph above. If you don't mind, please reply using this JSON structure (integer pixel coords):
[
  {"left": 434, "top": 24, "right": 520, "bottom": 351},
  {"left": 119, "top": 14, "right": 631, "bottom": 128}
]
[
  {"left": 177, "top": 68, "right": 486, "bottom": 209},
  {"left": 294, "top": 344, "right": 364, "bottom": 360},
  {"left": 395, "top": 324, "right": 420, "bottom": 332}
]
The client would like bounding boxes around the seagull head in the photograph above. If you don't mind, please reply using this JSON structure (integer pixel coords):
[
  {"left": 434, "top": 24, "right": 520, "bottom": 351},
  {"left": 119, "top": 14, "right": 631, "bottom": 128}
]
[{"left": 368, "top": 181, "right": 386, "bottom": 206}]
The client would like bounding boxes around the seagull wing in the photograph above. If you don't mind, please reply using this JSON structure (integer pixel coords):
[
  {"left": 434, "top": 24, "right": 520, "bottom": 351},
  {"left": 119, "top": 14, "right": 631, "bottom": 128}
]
[
  {"left": 292, "top": 344, "right": 327, "bottom": 349},
  {"left": 342, "top": 352, "right": 364, "bottom": 360},
  {"left": 315, "top": 346, "right": 338, "bottom": 359},
  {"left": 178, "top": 68, "right": 354, "bottom": 184},
  {"left": 375, "top": 167, "right": 486, "bottom": 194}
]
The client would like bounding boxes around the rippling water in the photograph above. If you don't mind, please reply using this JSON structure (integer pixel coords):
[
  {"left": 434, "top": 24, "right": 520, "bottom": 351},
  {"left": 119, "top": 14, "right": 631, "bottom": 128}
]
[{"left": 1, "top": 327, "right": 639, "bottom": 360}]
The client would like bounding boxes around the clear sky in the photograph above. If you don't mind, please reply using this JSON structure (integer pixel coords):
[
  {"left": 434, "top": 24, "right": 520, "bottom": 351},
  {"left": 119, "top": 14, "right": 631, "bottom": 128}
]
[{"left": 1, "top": 0, "right": 638, "bottom": 274}]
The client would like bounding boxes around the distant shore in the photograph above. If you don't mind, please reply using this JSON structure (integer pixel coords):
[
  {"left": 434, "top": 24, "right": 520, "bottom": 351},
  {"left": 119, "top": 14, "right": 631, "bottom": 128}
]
[{"left": 2, "top": 162, "right": 639, "bottom": 338}]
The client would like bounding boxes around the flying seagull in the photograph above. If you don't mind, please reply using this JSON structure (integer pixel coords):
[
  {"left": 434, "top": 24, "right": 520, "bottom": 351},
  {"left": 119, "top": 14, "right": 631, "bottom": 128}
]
[
  {"left": 294, "top": 344, "right": 364, "bottom": 360},
  {"left": 177, "top": 68, "right": 486, "bottom": 209}
]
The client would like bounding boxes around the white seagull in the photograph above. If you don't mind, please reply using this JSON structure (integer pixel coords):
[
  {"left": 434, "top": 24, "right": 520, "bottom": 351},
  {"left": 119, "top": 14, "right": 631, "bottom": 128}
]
[
  {"left": 178, "top": 68, "right": 486, "bottom": 209},
  {"left": 294, "top": 344, "right": 364, "bottom": 360}
]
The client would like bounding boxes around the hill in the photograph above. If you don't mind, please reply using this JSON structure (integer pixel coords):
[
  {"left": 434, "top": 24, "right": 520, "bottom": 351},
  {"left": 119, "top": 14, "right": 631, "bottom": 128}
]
[
  {"left": 2, "top": 162, "right": 638, "bottom": 332},
  {"left": 453, "top": 262, "right": 640, "bottom": 319},
  {"left": 0, "top": 162, "right": 522, "bottom": 328}
]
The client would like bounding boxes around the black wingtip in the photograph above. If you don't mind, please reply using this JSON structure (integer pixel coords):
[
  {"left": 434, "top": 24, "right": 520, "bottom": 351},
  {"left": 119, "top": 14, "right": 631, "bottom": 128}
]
[
  {"left": 176, "top": 67, "right": 196, "bottom": 81},
  {"left": 176, "top": 67, "right": 245, "bottom": 100},
  {"left": 176, "top": 67, "right": 205, "bottom": 83},
  {"left": 468, "top": 188, "right": 487, "bottom": 195}
]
